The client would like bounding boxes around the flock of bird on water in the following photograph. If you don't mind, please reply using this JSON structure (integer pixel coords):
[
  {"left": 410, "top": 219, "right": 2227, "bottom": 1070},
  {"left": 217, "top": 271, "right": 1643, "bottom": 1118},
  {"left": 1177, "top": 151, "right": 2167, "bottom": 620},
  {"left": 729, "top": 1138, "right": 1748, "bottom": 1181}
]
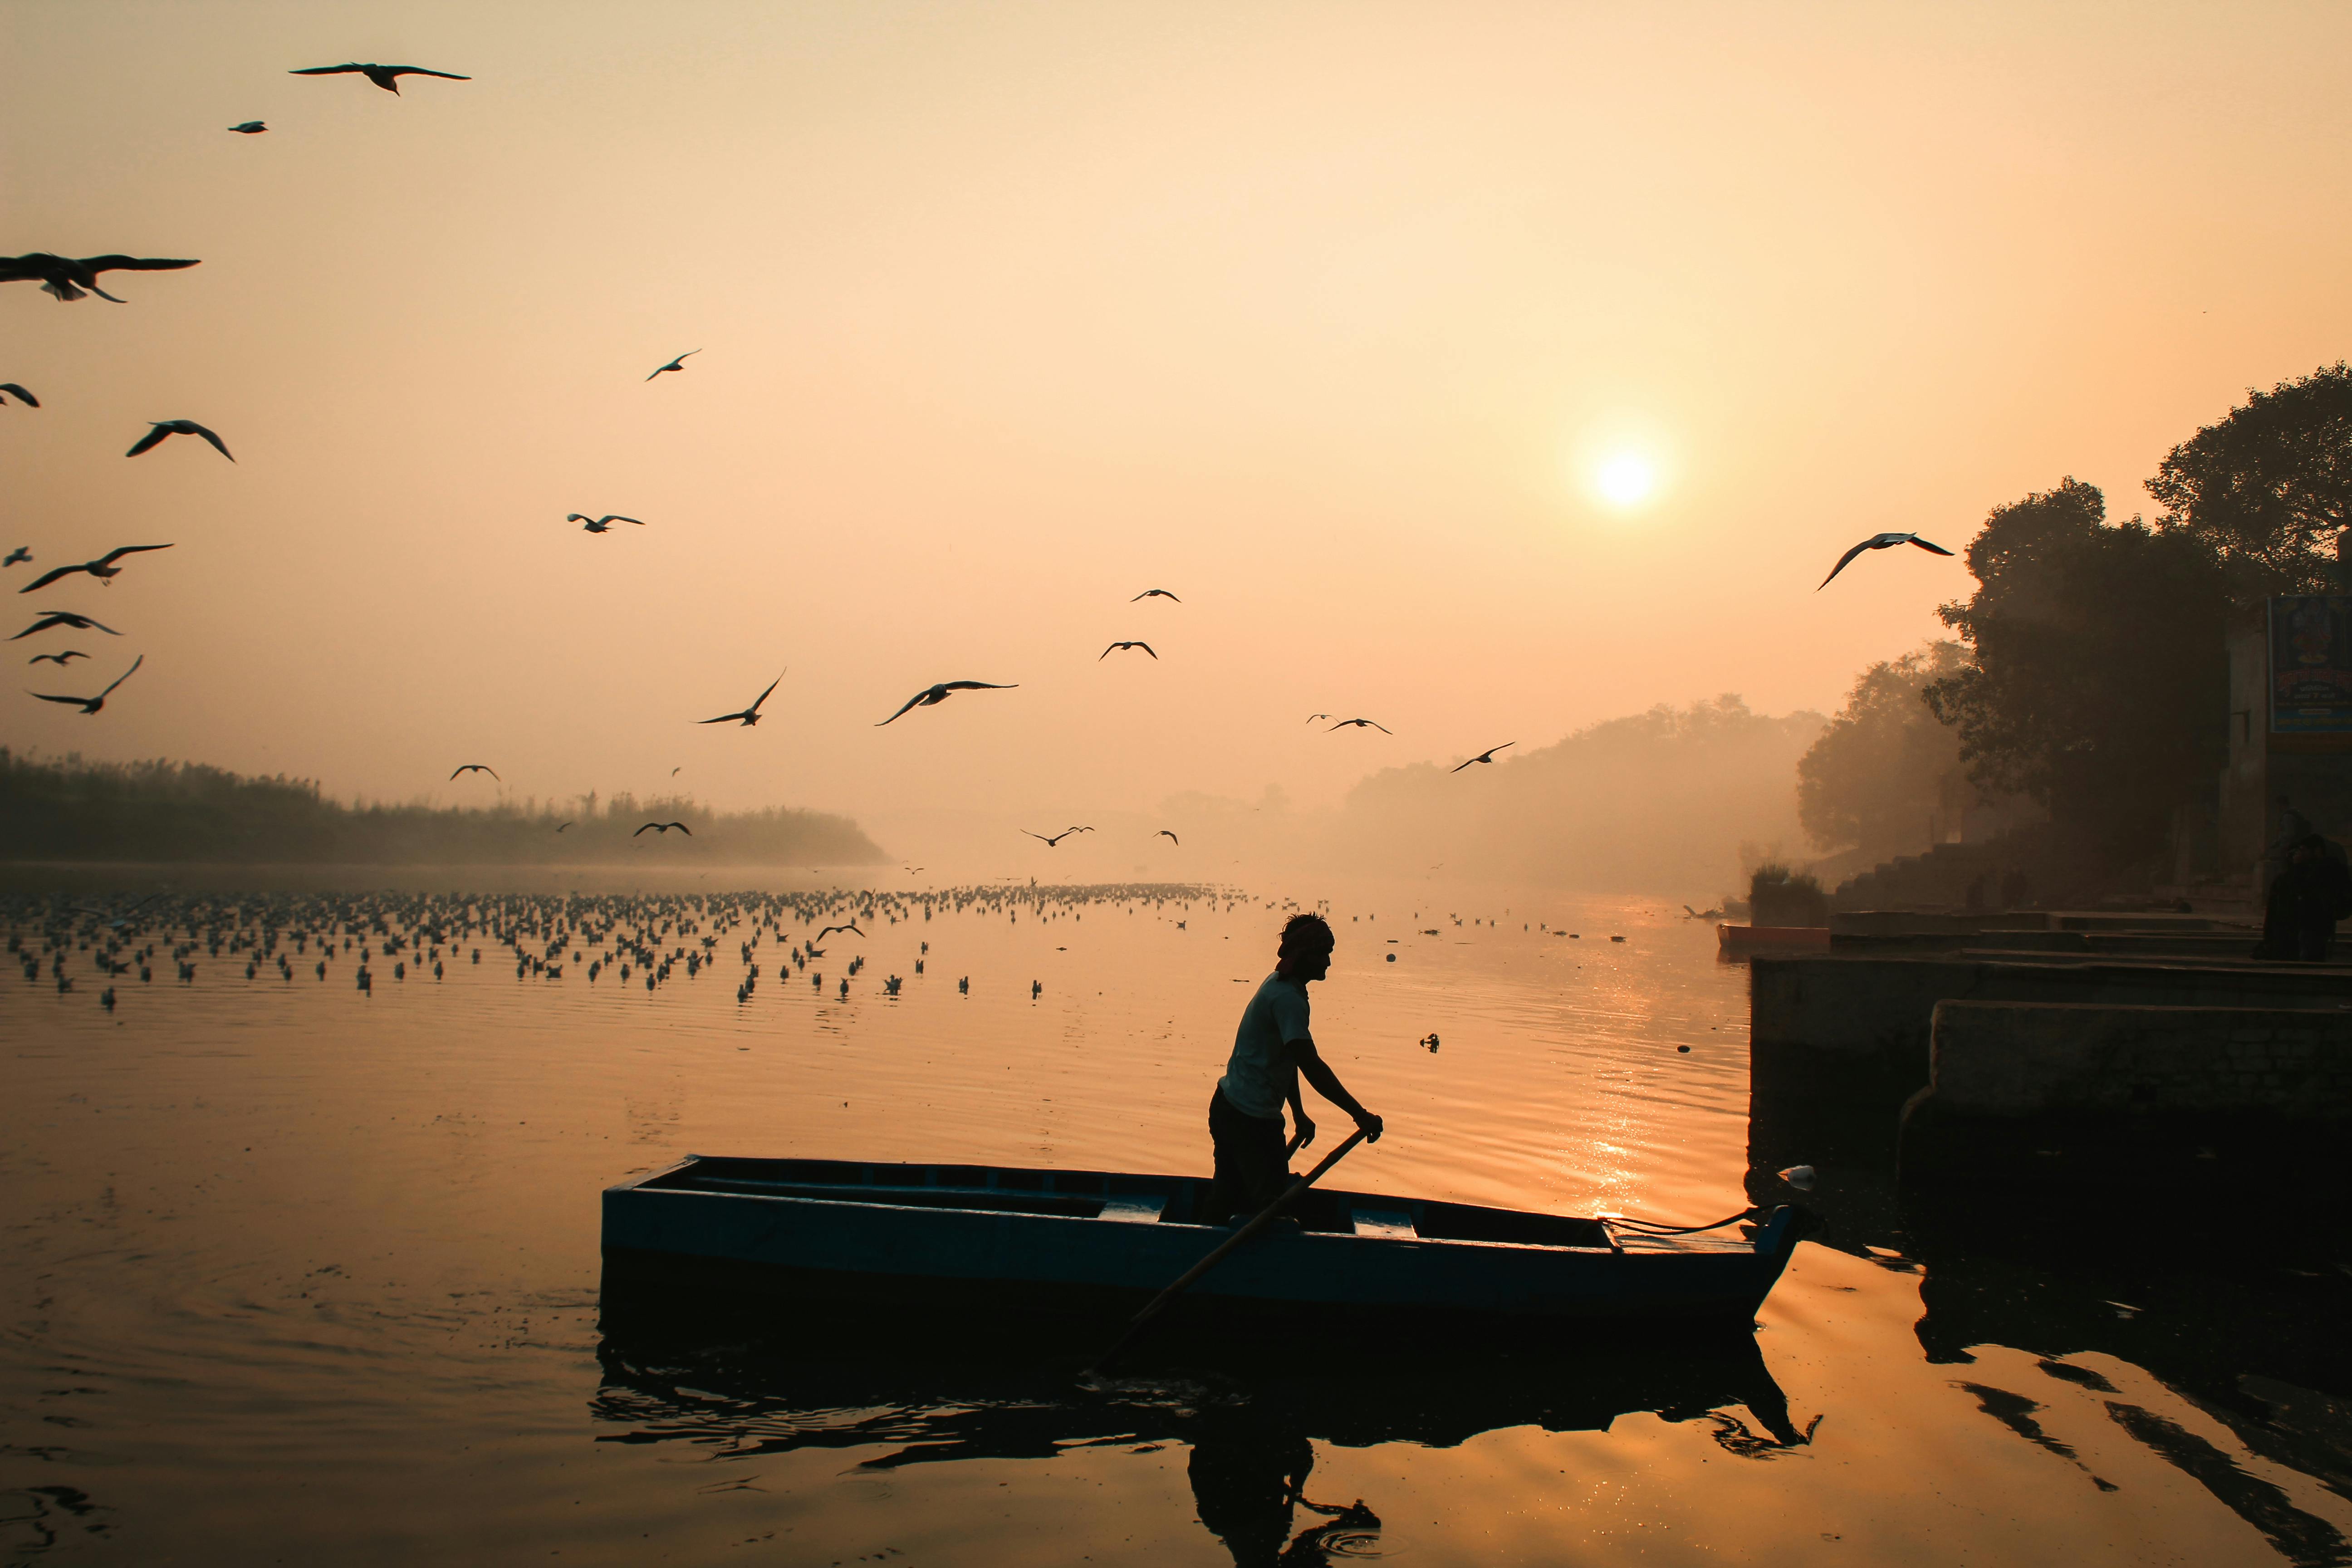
[{"left": 7, "top": 59, "right": 1955, "bottom": 856}]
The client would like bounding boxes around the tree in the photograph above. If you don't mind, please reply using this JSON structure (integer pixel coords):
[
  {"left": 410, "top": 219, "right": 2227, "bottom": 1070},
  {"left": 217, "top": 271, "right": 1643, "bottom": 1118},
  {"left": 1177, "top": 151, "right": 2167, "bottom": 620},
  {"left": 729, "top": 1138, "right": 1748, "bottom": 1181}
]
[
  {"left": 1796, "top": 641, "right": 1968, "bottom": 859},
  {"left": 1923, "top": 479, "right": 2230, "bottom": 870},
  {"left": 2147, "top": 362, "right": 2352, "bottom": 596}
]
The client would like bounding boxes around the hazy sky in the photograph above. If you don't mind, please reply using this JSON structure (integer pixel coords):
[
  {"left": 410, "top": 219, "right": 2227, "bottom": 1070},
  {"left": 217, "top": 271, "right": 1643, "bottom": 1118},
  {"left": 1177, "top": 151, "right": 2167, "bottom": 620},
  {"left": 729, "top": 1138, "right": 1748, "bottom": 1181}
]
[{"left": 6, "top": 1, "right": 2349, "bottom": 827}]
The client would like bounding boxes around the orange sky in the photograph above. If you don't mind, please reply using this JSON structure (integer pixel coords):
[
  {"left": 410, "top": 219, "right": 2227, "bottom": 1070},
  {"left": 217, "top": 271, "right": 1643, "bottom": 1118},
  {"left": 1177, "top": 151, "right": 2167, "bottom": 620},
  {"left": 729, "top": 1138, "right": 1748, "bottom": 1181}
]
[{"left": 5, "top": 1, "right": 2349, "bottom": 833}]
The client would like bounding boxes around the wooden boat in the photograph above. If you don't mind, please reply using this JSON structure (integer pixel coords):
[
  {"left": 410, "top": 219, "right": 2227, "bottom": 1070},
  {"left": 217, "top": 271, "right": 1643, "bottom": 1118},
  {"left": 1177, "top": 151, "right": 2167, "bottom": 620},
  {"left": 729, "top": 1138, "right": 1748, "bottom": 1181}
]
[
  {"left": 603, "top": 1155, "right": 1804, "bottom": 1324},
  {"left": 1717, "top": 922, "right": 1831, "bottom": 953}
]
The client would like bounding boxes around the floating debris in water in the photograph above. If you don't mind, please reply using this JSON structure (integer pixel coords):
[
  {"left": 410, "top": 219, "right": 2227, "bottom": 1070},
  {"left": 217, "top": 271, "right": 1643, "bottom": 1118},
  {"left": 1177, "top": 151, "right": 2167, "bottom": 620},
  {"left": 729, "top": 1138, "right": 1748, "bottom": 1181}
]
[{"left": 1777, "top": 1165, "right": 1816, "bottom": 1191}]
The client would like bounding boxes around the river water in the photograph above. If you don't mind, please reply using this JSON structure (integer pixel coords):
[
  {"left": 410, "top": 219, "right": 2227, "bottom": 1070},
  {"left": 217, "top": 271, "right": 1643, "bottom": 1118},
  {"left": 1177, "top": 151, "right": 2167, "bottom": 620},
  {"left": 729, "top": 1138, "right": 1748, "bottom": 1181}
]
[{"left": 4, "top": 879, "right": 2348, "bottom": 1565}]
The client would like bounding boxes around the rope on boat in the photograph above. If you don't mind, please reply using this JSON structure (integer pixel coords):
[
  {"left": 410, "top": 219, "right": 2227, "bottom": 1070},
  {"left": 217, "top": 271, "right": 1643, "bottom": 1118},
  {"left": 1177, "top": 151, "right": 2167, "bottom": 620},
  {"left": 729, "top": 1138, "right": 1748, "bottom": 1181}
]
[{"left": 1600, "top": 1205, "right": 1766, "bottom": 1238}]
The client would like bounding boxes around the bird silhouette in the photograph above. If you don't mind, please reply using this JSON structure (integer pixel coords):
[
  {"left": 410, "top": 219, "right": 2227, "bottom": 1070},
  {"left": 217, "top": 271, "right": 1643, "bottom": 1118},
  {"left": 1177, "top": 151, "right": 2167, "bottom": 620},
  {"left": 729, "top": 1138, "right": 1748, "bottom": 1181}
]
[
  {"left": 126, "top": 421, "right": 233, "bottom": 461},
  {"left": 700, "top": 671, "right": 783, "bottom": 726},
  {"left": 876, "top": 680, "right": 1018, "bottom": 725},
  {"left": 556, "top": 821, "right": 574, "bottom": 832},
  {"left": 3, "top": 548, "right": 28, "bottom": 567},
  {"left": 19, "top": 545, "right": 174, "bottom": 594},
  {"left": 1156, "top": 829, "right": 1180, "bottom": 844},
  {"left": 1328, "top": 718, "right": 1392, "bottom": 733},
  {"left": 227, "top": 121, "right": 267, "bottom": 133},
  {"left": 449, "top": 764, "right": 500, "bottom": 781},
  {"left": 1131, "top": 588, "right": 1181, "bottom": 602},
  {"left": 1450, "top": 742, "right": 1514, "bottom": 772},
  {"left": 0, "top": 384, "right": 37, "bottom": 407},
  {"left": 289, "top": 62, "right": 471, "bottom": 93},
  {"left": 11, "top": 612, "right": 120, "bottom": 640},
  {"left": 813, "top": 923, "right": 864, "bottom": 942},
  {"left": 568, "top": 514, "right": 643, "bottom": 533},
  {"left": 1818, "top": 531, "right": 1955, "bottom": 589},
  {"left": 1022, "top": 828, "right": 1090, "bottom": 847},
  {"left": 633, "top": 821, "right": 691, "bottom": 836},
  {"left": 1100, "top": 641, "right": 1157, "bottom": 660},
  {"left": 646, "top": 351, "right": 699, "bottom": 380},
  {"left": 1681, "top": 904, "right": 1724, "bottom": 920},
  {"left": 1304, "top": 713, "right": 1332, "bottom": 724},
  {"left": 0, "top": 253, "right": 200, "bottom": 303},
  {"left": 28, "top": 650, "right": 88, "bottom": 666},
  {"left": 30, "top": 654, "right": 142, "bottom": 715}
]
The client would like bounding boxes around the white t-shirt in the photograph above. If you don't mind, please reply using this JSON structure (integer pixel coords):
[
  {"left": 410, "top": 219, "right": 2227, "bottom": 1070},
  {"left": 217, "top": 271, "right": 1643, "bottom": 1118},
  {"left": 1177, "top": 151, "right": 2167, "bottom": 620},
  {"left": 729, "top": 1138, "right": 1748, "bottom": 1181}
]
[{"left": 1219, "top": 972, "right": 1310, "bottom": 1121}]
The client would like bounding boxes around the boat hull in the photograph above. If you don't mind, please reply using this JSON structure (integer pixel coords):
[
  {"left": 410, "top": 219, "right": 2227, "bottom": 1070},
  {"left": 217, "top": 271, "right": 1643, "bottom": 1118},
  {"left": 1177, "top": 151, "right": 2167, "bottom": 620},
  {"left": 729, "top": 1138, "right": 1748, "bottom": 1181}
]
[{"left": 602, "top": 1156, "right": 1801, "bottom": 1325}]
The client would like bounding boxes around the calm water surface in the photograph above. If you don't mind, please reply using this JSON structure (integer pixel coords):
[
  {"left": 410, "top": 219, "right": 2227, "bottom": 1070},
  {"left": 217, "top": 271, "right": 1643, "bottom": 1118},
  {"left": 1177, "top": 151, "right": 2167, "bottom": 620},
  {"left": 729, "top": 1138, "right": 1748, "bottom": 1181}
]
[{"left": 4, "top": 882, "right": 2349, "bottom": 1564}]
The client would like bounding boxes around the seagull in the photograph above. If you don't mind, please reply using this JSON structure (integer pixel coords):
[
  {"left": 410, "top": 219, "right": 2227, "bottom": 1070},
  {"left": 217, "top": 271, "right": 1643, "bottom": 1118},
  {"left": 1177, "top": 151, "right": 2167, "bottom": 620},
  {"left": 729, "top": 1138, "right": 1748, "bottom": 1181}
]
[
  {"left": 556, "top": 821, "right": 574, "bottom": 832},
  {"left": 126, "top": 421, "right": 233, "bottom": 461},
  {"left": 0, "top": 253, "right": 201, "bottom": 304},
  {"left": 1131, "top": 588, "right": 1181, "bottom": 602},
  {"left": 19, "top": 545, "right": 174, "bottom": 594},
  {"left": 1818, "top": 531, "right": 1955, "bottom": 589},
  {"left": 3, "top": 549, "right": 28, "bottom": 567},
  {"left": 633, "top": 821, "right": 692, "bottom": 836},
  {"left": 29, "top": 650, "right": 88, "bottom": 666},
  {"left": 813, "top": 923, "right": 864, "bottom": 942},
  {"left": 289, "top": 62, "right": 471, "bottom": 94},
  {"left": 875, "top": 680, "right": 1018, "bottom": 725},
  {"left": 1328, "top": 718, "right": 1392, "bottom": 733},
  {"left": 11, "top": 612, "right": 120, "bottom": 640},
  {"left": 1022, "top": 828, "right": 1089, "bottom": 848},
  {"left": 1450, "top": 742, "right": 1514, "bottom": 772},
  {"left": 1156, "top": 829, "right": 1180, "bottom": 844},
  {"left": 1100, "top": 641, "right": 1157, "bottom": 660},
  {"left": 568, "top": 514, "right": 644, "bottom": 533},
  {"left": 227, "top": 121, "right": 267, "bottom": 134},
  {"left": 449, "top": 764, "right": 500, "bottom": 781},
  {"left": 30, "top": 654, "right": 142, "bottom": 715},
  {"left": 646, "top": 351, "right": 699, "bottom": 380},
  {"left": 0, "top": 384, "right": 37, "bottom": 407},
  {"left": 1304, "top": 713, "right": 1331, "bottom": 724},
  {"left": 700, "top": 671, "right": 783, "bottom": 726}
]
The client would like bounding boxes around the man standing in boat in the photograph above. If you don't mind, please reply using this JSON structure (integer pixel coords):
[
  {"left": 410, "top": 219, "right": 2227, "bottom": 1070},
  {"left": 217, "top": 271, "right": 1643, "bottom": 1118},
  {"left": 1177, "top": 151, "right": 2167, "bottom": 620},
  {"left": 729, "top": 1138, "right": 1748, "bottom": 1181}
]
[{"left": 1207, "top": 914, "right": 1383, "bottom": 1224}]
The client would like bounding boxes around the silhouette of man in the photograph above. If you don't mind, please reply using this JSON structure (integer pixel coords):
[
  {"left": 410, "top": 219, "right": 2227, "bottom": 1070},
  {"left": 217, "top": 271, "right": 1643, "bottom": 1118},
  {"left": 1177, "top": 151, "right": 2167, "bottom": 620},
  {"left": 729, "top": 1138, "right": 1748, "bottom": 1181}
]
[
  {"left": 1206, "top": 914, "right": 1382, "bottom": 1225},
  {"left": 2261, "top": 833, "right": 2352, "bottom": 961}
]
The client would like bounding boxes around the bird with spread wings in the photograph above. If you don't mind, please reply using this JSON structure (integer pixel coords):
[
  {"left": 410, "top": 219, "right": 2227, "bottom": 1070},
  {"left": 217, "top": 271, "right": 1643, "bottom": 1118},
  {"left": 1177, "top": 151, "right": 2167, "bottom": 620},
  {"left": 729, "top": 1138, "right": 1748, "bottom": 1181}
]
[
  {"left": 1818, "top": 531, "right": 1954, "bottom": 589},
  {"left": 700, "top": 672, "right": 783, "bottom": 727},
  {"left": 19, "top": 545, "right": 173, "bottom": 594},
  {"left": 289, "top": 62, "right": 471, "bottom": 93},
  {"left": 876, "top": 681, "right": 1018, "bottom": 725},
  {"left": 30, "top": 655, "right": 142, "bottom": 715},
  {"left": 0, "top": 253, "right": 200, "bottom": 304}
]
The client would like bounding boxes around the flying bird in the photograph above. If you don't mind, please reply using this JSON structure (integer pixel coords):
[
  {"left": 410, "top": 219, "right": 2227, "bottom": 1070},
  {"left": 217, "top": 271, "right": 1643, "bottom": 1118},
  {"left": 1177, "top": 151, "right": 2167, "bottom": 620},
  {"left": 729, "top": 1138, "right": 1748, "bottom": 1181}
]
[
  {"left": 28, "top": 650, "right": 88, "bottom": 666},
  {"left": 646, "top": 351, "right": 699, "bottom": 380},
  {"left": 1328, "top": 718, "right": 1392, "bottom": 733},
  {"left": 449, "top": 764, "right": 500, "bottom": 781},
  {"left": 1818, "top": 531, "right": 1955, "bottom": 589},
  {"left": 556, "top": 822, "right": 574, "bottom": 832},
  {"left": 1304, "top": 713, "right": 1331, "bottom": 724},
  {"left": 813, "top": 923, "right": 864, "bottom": 942},
  {"left": 700, "top": 671, "right": 783, "bottom": 726},
  {"left": 1131, "top": 588, "right": 1181, "bottom": 602},
  {"left": 568, "top": 514, "right": 643, "bottom": 533},
  {"left": 1022, "top": 828, "right": 1090, "bottom": 848},
  {"left": 1450, "top": 742, "right": 1515, "bottom": 773},
  {"left": 3, "top": 549, "right": 28, "bottom": 567},
  {"left": 0, "top": 384, "right": 37, "bottom": 407},
  {"left": 126, "top": 421, "right": 233, "bottom": 461},
  {"left": 11, "top": 612, "right": 121, "bottom": 640},
  {"left": 0, "top": 253, "right": 201, "bottom": 304},
  {"left": 1156, "top": 829, "right": 1180, "bottom": 844},
  {"left": 875, "top": 680, "right": 1018, "bottom": 725},
  {"left": 19, "top": 545, "right": 174, "bottom": 594},
  {"left": 289, "top": 62, "right": 471, "bottom": 93},
  {"left": 30, "top": 654, "right": 142, "bottom": 715},
  {"left": 633, "top": 821, "right": 692, "bottom": 837},
  {"left": 227, "top": 121, "right": 267, "bottom": 133},
  {"left": 1100, "top": 641, "right": 1157, "bottom": 660}
]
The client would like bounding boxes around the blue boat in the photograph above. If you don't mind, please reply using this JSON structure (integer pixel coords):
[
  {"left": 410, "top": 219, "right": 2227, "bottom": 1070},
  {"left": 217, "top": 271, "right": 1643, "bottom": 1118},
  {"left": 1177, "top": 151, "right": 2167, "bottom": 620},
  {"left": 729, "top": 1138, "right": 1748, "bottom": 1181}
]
[{"left": 602, "top": 1156, "right": 1803, "bottom": 1324}]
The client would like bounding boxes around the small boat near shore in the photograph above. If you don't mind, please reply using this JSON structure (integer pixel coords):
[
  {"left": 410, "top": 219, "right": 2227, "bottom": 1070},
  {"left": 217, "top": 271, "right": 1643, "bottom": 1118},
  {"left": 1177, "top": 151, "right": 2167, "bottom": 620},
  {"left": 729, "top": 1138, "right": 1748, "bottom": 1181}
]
[{"left": 602, "top": 1156, "right": 1804, "bottom": 1325}]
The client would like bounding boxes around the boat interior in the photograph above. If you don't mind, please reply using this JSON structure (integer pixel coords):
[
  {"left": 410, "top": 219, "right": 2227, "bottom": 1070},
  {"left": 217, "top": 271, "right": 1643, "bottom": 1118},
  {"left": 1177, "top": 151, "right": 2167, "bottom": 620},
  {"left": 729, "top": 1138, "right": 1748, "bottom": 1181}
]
[{"left": 638, "top": 1155, "right": 1617, "bottom": 1250}]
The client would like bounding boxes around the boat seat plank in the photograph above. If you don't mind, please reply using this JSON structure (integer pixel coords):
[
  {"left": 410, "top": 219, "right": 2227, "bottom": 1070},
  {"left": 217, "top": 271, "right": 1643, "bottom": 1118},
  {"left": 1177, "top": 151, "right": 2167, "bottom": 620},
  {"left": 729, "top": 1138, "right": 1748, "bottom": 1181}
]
[
  {"left": 1352, "top": 1208, "right": 1418, "bottom": 1239},
  {"left": 1098, "top": 1196, "right": 1167, "bottom": 1224}
]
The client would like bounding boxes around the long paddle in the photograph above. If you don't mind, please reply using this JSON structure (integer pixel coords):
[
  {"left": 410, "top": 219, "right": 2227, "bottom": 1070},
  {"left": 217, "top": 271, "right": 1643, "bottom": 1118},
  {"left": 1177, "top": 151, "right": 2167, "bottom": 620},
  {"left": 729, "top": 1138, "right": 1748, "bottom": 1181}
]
[{"left": 1087, "top": 1126, "right": 1371, "bottom": 1376}]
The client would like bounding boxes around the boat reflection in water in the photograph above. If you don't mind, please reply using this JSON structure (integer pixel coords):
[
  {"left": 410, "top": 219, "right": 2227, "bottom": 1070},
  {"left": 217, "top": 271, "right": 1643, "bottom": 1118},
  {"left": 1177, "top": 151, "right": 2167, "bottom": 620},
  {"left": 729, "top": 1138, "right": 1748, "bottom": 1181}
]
[{"left": 593, "top": 1286, "right": 1809, "bottom": 1565}]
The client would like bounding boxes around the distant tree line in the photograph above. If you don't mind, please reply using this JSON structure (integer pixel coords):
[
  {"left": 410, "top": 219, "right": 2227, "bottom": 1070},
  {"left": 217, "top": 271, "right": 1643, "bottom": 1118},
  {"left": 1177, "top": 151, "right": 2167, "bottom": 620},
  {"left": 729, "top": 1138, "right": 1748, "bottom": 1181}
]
[
  {"left": 1801, "top": 362, "right": 2352, "bottom": 884},
  {"left": 0, "top": 750, "right": 887, "bottom": 866}
]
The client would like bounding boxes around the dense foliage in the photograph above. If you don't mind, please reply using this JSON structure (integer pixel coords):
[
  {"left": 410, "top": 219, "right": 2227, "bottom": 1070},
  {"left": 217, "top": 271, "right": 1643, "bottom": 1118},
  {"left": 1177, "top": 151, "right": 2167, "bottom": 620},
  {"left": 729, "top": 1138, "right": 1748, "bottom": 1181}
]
[
  {"left": 1796, "top": 641, "right": 1968, "bottom": 859},
  {"left": 0, "top": 749, "right": 887, "bottom": 865},
  {"left": 2148, "top": 362, "right": 2352, "bottom": 597}
]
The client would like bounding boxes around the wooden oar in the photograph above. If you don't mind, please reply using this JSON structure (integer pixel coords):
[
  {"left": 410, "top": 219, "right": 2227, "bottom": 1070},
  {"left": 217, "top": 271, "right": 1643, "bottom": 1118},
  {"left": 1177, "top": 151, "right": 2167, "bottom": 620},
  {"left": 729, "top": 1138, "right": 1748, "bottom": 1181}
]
[{"left": 1087, "top": 1126, "right": 1370, "bottom": 1376}]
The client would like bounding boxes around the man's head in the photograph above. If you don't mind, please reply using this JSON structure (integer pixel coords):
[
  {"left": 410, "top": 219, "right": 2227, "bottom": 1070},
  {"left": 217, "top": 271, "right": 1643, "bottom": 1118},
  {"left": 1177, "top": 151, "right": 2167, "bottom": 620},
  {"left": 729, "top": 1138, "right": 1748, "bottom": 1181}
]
[{"left": 1276, "top": 913, "right": 1335, "bottom": 982}]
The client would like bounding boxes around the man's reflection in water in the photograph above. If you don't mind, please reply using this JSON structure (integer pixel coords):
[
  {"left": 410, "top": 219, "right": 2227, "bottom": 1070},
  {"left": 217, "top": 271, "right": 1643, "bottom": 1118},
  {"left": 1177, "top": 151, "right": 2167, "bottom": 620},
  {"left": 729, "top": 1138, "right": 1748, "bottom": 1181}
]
[{"left": 1187, "top": 1405, "right": 1382, "bottom": 1566}]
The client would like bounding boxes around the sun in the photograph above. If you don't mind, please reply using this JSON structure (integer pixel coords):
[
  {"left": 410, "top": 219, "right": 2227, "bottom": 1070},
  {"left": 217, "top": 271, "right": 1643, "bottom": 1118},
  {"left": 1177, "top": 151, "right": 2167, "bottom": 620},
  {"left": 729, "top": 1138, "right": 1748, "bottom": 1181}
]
[{"left": 1595, "top": 452, "right": 1657, "bottom": 508}]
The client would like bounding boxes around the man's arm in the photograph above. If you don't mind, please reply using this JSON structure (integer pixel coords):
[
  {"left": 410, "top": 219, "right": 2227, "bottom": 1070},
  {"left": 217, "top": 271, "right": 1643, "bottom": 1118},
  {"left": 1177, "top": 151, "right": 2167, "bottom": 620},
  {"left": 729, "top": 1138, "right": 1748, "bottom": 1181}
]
[
  {"left": 1283, "top": 1036, "right": 1382, "bottom": 1141},
  {"left": 1286, "top": 1077, "right": 1315, "bottom": 1150}
]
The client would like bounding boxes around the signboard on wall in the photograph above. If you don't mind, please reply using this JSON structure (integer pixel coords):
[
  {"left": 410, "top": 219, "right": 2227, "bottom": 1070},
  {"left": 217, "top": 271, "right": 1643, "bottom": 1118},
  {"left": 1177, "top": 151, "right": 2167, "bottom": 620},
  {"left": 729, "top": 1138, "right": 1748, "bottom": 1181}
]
[{"left": 2269, "top": 596, "right": 2352, "bottom": 733}]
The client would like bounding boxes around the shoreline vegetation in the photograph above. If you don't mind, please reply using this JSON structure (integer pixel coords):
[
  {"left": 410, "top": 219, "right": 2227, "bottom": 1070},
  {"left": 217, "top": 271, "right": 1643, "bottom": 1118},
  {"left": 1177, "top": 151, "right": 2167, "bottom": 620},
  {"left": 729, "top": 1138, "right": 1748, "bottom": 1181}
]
[{"left": 0, "top": 749, "right": 887, "bottom": 867}]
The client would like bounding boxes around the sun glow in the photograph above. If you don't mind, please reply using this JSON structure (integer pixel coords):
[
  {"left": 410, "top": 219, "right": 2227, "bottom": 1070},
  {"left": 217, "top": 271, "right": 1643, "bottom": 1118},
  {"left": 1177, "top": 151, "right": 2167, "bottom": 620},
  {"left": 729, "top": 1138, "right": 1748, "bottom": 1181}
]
[{"left": 1595, "top": 452, "right": 1658, "bottom": 508}]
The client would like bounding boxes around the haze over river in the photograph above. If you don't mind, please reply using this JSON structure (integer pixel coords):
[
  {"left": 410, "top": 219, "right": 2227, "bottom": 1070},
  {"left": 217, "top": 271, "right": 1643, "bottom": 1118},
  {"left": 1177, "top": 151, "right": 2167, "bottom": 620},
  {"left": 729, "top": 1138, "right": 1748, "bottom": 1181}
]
[{"left": 5, "top": 878, "right": 2347, "bottom": 1565}]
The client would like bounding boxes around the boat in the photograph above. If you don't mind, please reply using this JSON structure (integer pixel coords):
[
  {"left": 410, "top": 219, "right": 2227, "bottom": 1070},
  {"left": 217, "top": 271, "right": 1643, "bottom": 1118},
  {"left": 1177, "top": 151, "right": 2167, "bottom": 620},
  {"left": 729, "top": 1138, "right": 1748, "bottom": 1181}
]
[
  {"left": 602, "top": 1155, "right": 1804, "bottom": 1326},
  {"left": 1717, "top": 922, "right": 1831, "bottom": 953}
]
